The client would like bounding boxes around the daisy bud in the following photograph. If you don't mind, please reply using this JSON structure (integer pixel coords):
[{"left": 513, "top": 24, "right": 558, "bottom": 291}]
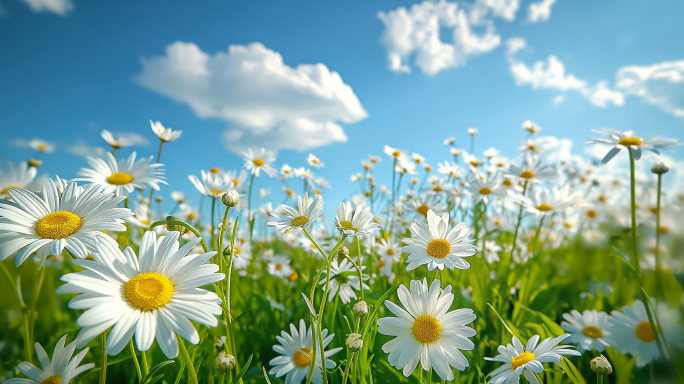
[
  {"left": 155, "top": 196, "right": 163, "bottom": 202},
  {"left": 337, "top": 246, "right": 350, "bottom": 260},
  {"left": 222, "top": 189, "right": 240, "bottom": 207},
  {"left": 590, "top": 355, "right": 612, "bottom": 375},
  {"left": 165, "top": 215, "right": 188, "bottom": 234},
  {"left": 346, "top": 333, "right": 363, "bottom": 352},
  {"left": 214, "top": 352, "right": 237, "bottom": 373},
  {"left": 467, "top": 127, "right": 478, "bottom": 135},
  {"left": 450, "top": 148, "right": 461, "bottom": 157},
  {"left": 651, "top": 162, "right": 669, "bottom": 175},
  {"left": 215, "top": 335, "right": 227, "bottom": 351},
  {"left": 28, "top": 159, "right": 42, "bottom": 167},
  {"left": 353, "top": 300, "right": 369, "bottom": 318}
]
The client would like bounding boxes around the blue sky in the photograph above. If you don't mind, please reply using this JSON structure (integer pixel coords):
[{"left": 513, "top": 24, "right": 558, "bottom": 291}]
[{"left": 1, "top": 0, "right": 684, "bottom": 212}]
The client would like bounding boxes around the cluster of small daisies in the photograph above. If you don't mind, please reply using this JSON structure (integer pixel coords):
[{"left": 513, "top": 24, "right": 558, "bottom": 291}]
[{"left": 0, "top": 121, "right": 682, "bottom": 384}]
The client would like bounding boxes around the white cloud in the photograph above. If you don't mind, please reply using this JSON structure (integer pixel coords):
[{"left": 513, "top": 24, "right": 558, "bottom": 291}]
[
  {"left": 505, "top": 37, "right": 526, "bottom": 55},
  {"left": 135, "top": 42, "right": 367, "bottom": 153},
  {"left": 21, "top": 0, "right": 73, "bottom": 16},
  {"left": 109, "top": 132, "right": 149, "bottom": 146},
  {"left": 553, "top": 94, "right": 564, "bottom": 103},
  {"left": 527, "top": 0, "right": 555, "bottom": 23},
  {"left": 67, "top": 141, "right": 106, "bottom": 158},
  {"left": 378, "top": 0, "right": 518, "bottom": 75},
  {"left": 615, "top": 60, "right": 684, "bottom": 119}
]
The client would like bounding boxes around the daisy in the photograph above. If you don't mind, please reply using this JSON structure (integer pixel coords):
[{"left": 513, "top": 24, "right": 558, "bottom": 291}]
[
  {"left": 405, "top": 196, "right": 447, "bottom": 218},
  {"left": 519, "top": 138, "right": 550, "bottom": 156},
  {"left": 485, "top": 334, "right": 580, "bottom": 384},
  {"left": 384, "top": 145, "right": 407, "bottom": 160},
  {"left": 243, "top": 148, "right": 277, "bottom": 177},
  {"left": 268, "top": 319, "right": 342, "bottom": 384},
  {"left": 395, "top": 157, "right": 417, "bottom": 175},
  {"left": 587, "top": 128, "right": 680, "bottom": 163},
  {"left": 514, "top": 185, "right": 583, "bottom": 216},
  {"left": 281, "top": 164, "right": 294, "bottom": 178},
  {"left": 228, "top": 240, "right": 253, "bottom": 270},
  {"left": 560, "top": 309, "right": 616, "bottom": 353},
  {"left": 506, "top": 155, "right": 557, "bottom": 184},
  {"left": 482, "top": 240, "right": 502, "bottom": 264},
  {"left": 491, "top": 156, "right": 511, "bottom": 171},
  {"left": 412, "top": 153, "right": 425, "bottom": 163},
  {"left": 307, "top": 153, "right": 324, "bottom": 168},
  {"left": 437, "top": 162, "right": 465, "bottom": 179},
  {"left": 267, "top": 193, "right": 324, "bottom": 232},
  {"left": 267, "top": 255, "right": 294, "bottom": 278},
  {"left": 320, "top": 259, "right": 368, "bottom": 304},
  {"left": 465, "top": 175, "right": 506, "bottom": 204},
  {"left": 377, "top": 238, "right": 401, "bottom": 262},
  {"left": 0, "top": 161, "right": 39, "bottom": 197},
  {"left": 76, "top": 152, "right": 166, "bottom": 196},
  {"left": 0, "top": 179, "right": 131, "bottom": 266},
  {"left": 149, "top": 120, "right": 182, "bottom": 142},
  {"left": 468, "top": 127, "right": 478, "bottom": 135},
  {"left": 335, "top": 201, "right": 380, "bottom": 237},
  {"left": 377, "top": 278, "right": 477, "bottom": 381},
  {"left": 189, "top": 170, "right": 232, "bottom": 198},
  {"left": 444, "top": 137, "right": 455, "bottom": 145},
  {"left": 403, "top": 210, "right": 477, "bottom": 271},
  {"left": 101, "top": 129, "right": 133, "bottom": 149},
  {"left": 4, "top": 334, "right": 94, "bottom": 384},
  {"left": 225, "top": 170, "right": 248, "bottom": 189},
  {"left": 56, "top": 231, "right": 224, "bottom": 358},
  {"left": 29, "top": 139, "right": 55, "bottom": 153},
  {"left": 522, "top": 120, "right": 541, "bottom": 135},
  {"left": 126, "top": 203, "right": 155, "bottom": 228},
  {"left": 610, "top": 300, "right": 683, "bottom": 367},
  {"left": 462, "top": 151, "right": 484, "bottom": 171},
  {"left": 170, "top": 191, "right": 186, "bottom": 203},
  {"left": 483, "top": 147, "right": 500, "bottom": 159}
]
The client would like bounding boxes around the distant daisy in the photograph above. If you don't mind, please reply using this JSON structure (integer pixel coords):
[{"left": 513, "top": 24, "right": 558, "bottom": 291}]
[
  {"left": 443, "top": 136, "right": 455, "bottom": 145},
  {"left": 514, "top": 185, "right": 582, "bottom": 216},
  {"left": 384, "top": 145, "right": 407, "bottom": 159},
  {"left": 29, "top": 139, "right": 56, "bottom": 153},
  {"left": 522, "top": 120, "right": 541, "bottom": 135},
  {"left": 437, "top": 161, "right": 465, "bottom": 179},
  {"left": 225, "top": 170, "right": 248, "bottom": 189},
  {"left": 0, "top": 179, "right": 131, "bottom": 266},
  {"left": 335, "top": 201, "right": 380, "bottom": 237},
  {"left": 482, "top": 240, "right": 502, "bottom": 264},
  {"left": 267, "top": 255, "right": 293, "bottom": 278},
  {"left": 189, "top": 170, "right": 232, "bottom": 198},
  {"left": 57, "top": 231, "right": 224, "bottom": 358},
  {"left": 76, "top": 152, "right": 166, "bottom": 196},
  {"left": 0, "top": 161, "right": 38, "bottom": 197},
  {"left": 403, "top": 210, "right": 477, "bottom": 271},
  {"left": 243, "top": 148, "right": 277, "bottom": 177},
  {"left": 378, "top": 278, "right": 477, "bottom": 381},
  {"left": 405, "top": 195, "right": 447, "bottom": 218},
  {"left": 281, "top": 164, "right": 294, "bottom": 178},
  {"left": 561, "top": 309, "right": 616, "bottom": 353},
  {"left": 507, "top": 155, "right": 556, "bottom": 184},
  {"left": 228, "top": 240, "right": 253, "bottom": 270},
  {"left": 587, "top": 128, "right": 680, "bottom": 163},
  {"left": 307, "top": 153, "right": 324, "bottom": 168},
  {"left": 483, "top": 147, "right": 500, "bottom": 159},
  {"left": 101, "top": 129, "right": 133, "bottom": 149},
  {"left": 467, "top": 127, "right": 478, "bottom": 135},
  {"left": 377, "top": 238, "right": 401, "bottom": 262},
  {"left": 462, "top": 151, "right": 484, "bottom": 171},
  {"left": 268, "top": 319, "right": 342, "bottom": 384},
  {"left": 465, "top": 174, "right": 506, "bottom": 204},
  {"left": 320, "top": 258, "right": 368, "bottom": 304},
  {"left": 149, "top": 120, "right": 182, "bottom": 142},
  {"left": 4, "top": 334, "right": 94, "bottom": 384},
  {"left": 268, "top": 193, "right": 324, "bottom": 232},
  {"left": 485, "top": 334, "right": 580, "bottom": 384}
]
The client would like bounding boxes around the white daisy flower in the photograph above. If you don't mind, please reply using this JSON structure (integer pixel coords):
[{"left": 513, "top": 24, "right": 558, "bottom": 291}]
[
  {"left": 225, "top": 170, "right": 248, "bottom": 190},
  {"left": 280, "top": 164, "right": 294, "bottom": 178},
  {"left": 170, "top": 191, "right": 186, "bottom": 203},
  {"left": 610, "top": 300, "right": 684, "bottom": 367},
  {"left": 513, "top": 185, "right": 583, "bottom": 216},
  {"left": 437, "top": 161, "right": 465, "bottom": 179},
  {"left": 228, "top": 240, "right": 252, "bottom": 270},
  {"left": 267, "top": 193, "right": 324, "bottom": 232},
  {"left": 506, "top": 155, "right": 557, "bottom": 184},
  {"left": 29, "top": 139, "right": 56, "bottom": 153},
  {"left": 149, "top": 120, "right": 182, "bottom": 142},
  {"left": 4, "top": 334, "right": 94, "bottom": 384},
  {"left": 377, "top": 238, "right": 401, "bottom": 262},
  {"left": 267, "top": 255, "right": 293, "bottom": 278},
  {"left": 76, "top": 152, "right": 166, "bottom": 196},
  {"left": 405, "top": 196, "right": 447, "bottom": 218},
  {"left": 320, "top": 258, "right": 368, "bottom": 304},
  {"left": 377, "top": 258, "right": 394, "bottom": 277},
  {"left": 268, "top": 319, "right": 342, "bottom": 384},
  {"left": 189, "top": 170, "right": 232, "bottom": 198},
  {"left": 126, "top": 203, "right": 155, "bottom": 228},
  {"left": 384, "top": 145, "right": 407, "bottom": 159},
  {"left": 101, "top": 129, "right": 133, "bottom": 149},
  {"left": 482, "top": 240, "right": 502, "bottom": 264},
  {"left": 465, "top": 174, "right": 506, "bottom": 204},
  {"left": 587, "top": 128, "right": 680, "bottom": 163},
  {"left": 243, "top": 148, "right": 277, "bottom": 177},
  {"left": 462, "top": 151, "right": 485, "bottom": 171},
  {"left": 443, "top": 137, "right": 455, "bottom": 145},
  {"left": 0, "top": 179, "right": 131, "bottom": 266},
  {"left": 560, "top": 309, "right": 616, "bottom": 353},
  {"left": 56, "top": 231, "right": 224, "bottom": 358},
  {"left": 395, "top": 157, "right": 417, "bottom": 175},
  {"left": 307, "top": 153, "right": 324, "bottom": 168},
  {"left": 519, "top": 138, "right": 550, "bottom": 156},
  {"left": 485, "top": 334, "right": 580, "bottom": 384},
  {"left": 377, "top": 278, "right": 477, "bottom": 381},
  {"left": 522, "top": 120, "right": 541, "bottom": 135},
  {"left": 334, "top": 201, "right": 380, "bottom": 237},
  {"left": 403, "top": 210, "right": 477, "bottom": 271},
  {"left": 0, "top": 161, "right": 39, "bottom": 197}
]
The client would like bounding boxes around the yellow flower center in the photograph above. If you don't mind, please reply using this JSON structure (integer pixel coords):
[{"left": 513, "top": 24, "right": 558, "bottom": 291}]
[
  {"left": 469, "top": 161, "right": 479, "bottom": 168},
  {"left": 618, "top": 137, "right": 643, "bottom": 147},
  {"left": 41, "top": 376, "right": 62, "bottom": 384},
  {"left": 511, "top": 352, "right": 536, "bottom": 370},
  {"left": 378, "top": 260, "right": 387, "bottom": 269},
  {"left": 494, "top": 220, "right": 501, "bottom": 226},
  {"left": 587, "top": 210, "right": 597, "bottom": 218},
  {"left": 289, "top": 272, "right": 299, "bottom": 281},
  {"left": 188, "top": 212, "right": 197, "bottom": 220},
  {"left": 35, "top": 211, "right": 83, "bottom": 239},
  {"left": 234, "top": 246, "right": 242, "bottom": 255},
  {"left": 416, "top": 204, "right": 429, "bottom": 217},
  {"left": 0, "top": 186, "right": 21, "bottom": 194},
  {"left": 275, "top": 263, "right": 282, "bottom": 270},
  {"left": 426, "top": 239, "right": 451, "bottom": 259},
  {"left": 635, "top": 321, "right": 657, "bottom": 342},
  {"left": 339, "top": 220, "right": 354, "bottom": 230},
  {"left": 107, "top": 172, "right": 134, "bottom": 185},
  {"left": 536, "top": 203, "right": 553, "bottom": 212},
  {"left": 503, "top": 179, "right": 512, "bottom": 187},
  {"left": 210, "top": 167, "right": 220, "bottom": 174},
  {"left": 290, "top": 216, "right": 310, "bottom": 227},
  {"left": 386, "top": 248, "right": 395, "bottom": 256},
  {"left": 479, "top": 187, "right": 492, "bottom": 195},
  {"left": 412, "top": 315, "right": 441, "bottom": 344},
  {"left": 124, "top": 272, "right": 173, "bottom": 311},
  {"left": 293, "top": 347, "right": 313, "bottom": 368},
  {"left": 528, "top": 145, "right": 536, "bottom": 151},
  {"left": 582, "top": 326, "right": 603, "bottom": 339},
  {"left": 520, "top": 170, "right": 536, "bottom": 179},
  {"left": 253, "top": 158, "right": 265, "bottom": 166},
  {"left": 392, "top": 150, "right": 401, "bottom": 157},
  {"left": 210, "top": 189, "right": 223, "bottom": 196}
]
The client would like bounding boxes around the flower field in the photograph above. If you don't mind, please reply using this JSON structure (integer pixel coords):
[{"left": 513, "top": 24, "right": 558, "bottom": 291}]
[{"left": 0, "top": 122, "right": 682, "bottom": 384}]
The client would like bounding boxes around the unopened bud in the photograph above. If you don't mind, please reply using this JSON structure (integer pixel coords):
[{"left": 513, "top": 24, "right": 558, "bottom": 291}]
[
  {"left": 222, "top": 189, "right": 240, "bottom": 207},
  {"left": 337, "top": 246, "right": 350, "bottom": 260},
  {"left": 165, "top": 215, "right": 187, "bottom": 234},
  {"left": 651, "top": 162, "right": 669, "bottom": 175},
  {"left": 28, "top": 159, "right": 42, "bottom": 167},
  {"left": 346, "top": 333, "right": 363, "bottom": 352},
  {"left": 590, "top": 355, "right": 612, "bottom": 375},
  {"left": 353, "top": 300, "right": 369, "bottom": 318},
  {"left": 215, "top": 336, "right": 227, "bottom": 351},
  {"left": 214, "top": 352, "right": 237, "bottom": 373},
  {"left": 155, "top": 196, "right": 163, "bottom": 202}
]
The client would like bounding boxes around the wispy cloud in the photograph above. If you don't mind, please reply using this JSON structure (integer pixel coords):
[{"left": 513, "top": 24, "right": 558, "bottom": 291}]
[{"left": 21, "top": 0, "right": 73, "bottom": 16}]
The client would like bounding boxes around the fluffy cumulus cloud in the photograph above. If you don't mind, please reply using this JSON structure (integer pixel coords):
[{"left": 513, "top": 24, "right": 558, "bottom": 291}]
[
  {"left": 21, "top": 0, "right": 73, "bottom": 15},
  {"left": 67, "top": 141, "right": 106, "bottom": 158},
  {"left": 378, "top": 0, "right": 519, "bottom": 75},
  {"left": 527, "top": 0, "right": 555, "bottom": 23},
  {"left": 135, "top": 42, "right": 367, "bottom": 153},
  {"left": 615, "top": 60, "right": 684, "bottom": 119}
]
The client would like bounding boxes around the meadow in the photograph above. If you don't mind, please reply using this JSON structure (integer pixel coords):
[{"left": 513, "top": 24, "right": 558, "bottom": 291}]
[{"left": 0, "top": 122, "right": 682, "bottom": 384}]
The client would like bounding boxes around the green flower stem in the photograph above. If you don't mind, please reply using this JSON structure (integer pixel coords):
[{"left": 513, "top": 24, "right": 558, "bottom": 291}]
[
  {"left": 598, "top": 373, "right": 603, "bottom": 384},
  {"left": 178, "top": 336, "right": 198, "bottom": 384},
  {"left": 210, "top": 197, "right": 217, "bottom": 247},
  {"left": 148, "top": 140, "right": 164, "bottom": 205},
  {"left": 141, "top": 348, "right": 149, "bottom": 376},
  {"left": 1, "top": 262, "right": 31, "bottom": 362},
  {"left": 129, "top": 340, "right": 142, "bottom": 382},
  {"left": 100, "top": 332, "right": 107, "bottom": 384},
  {"left": 150, "top": 219, "right": 209, "bottom": 253},
  {"left": 342, "top": 352, "right": 355, "bottom": 384},
  {"left": 247, "top": 173, "right": 256, "bottom": 242},
  {"left": 655, "top": 172, "right": 663, "bottom": 311},
  {"left": 508, "top": 181, "right": 528, "bottom": 262},
  {"left": 356, "top": 237, "right": 365, "bottom": 301}
]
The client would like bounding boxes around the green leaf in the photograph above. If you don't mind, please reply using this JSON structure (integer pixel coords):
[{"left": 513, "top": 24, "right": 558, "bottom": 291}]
[
  {"left": 141, "top": 360, "right": 176, "bottom": 384},
  {"left": 263, "top": 367, "right": 272, "bottom": 384},
  {"left": 229, "top": 354, "right": 253, "bottom": 384},
  {"left": 559, "top": 356, "right": 587, "bottom": 384},
  {"left": 487, "top": 303, "right": 519, "bottom": 338}
]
